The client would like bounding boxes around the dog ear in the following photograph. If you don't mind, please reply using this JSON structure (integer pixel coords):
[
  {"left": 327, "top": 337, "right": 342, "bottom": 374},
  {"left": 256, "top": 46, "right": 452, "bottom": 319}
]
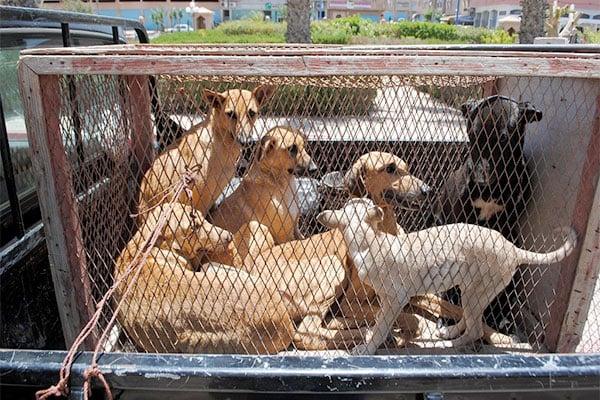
[
  {"left": 345, "top": 164, "right": 367, "bottom": 197},
  {"left": 252, "top": 85, "right": 276, "bottom": 107},
  {"left": 202, "top": 89, "right": 226, "bottom": 110},
  {"left": 366, "top": 206, "right": 384, "bottom": 224},
  {"left": 317, "top": 210, "right": 341, "bottom": 229},
  {"left": 257, "top": 135, "right": 277, "bottom": 161},
  {"left": 460, "top": 99, "right": 478, "bottom": 118},
  {"left": 519, "top": 102, "right": 543, "bottom": 123}
]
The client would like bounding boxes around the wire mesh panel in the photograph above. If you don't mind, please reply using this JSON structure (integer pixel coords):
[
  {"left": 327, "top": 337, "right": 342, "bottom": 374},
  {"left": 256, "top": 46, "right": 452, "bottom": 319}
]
[{"left": 18, "top": 46, "right": 600, "bottom": 357}]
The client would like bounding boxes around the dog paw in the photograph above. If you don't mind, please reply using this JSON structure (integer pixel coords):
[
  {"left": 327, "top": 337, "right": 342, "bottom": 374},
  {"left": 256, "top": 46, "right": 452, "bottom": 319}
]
[
  {"left": 437, "top": 324, "right": 461, "bottom": 340},
  {"left": 350, "top": 344, "right": 370, "bottom": 356},
  {"left": 449, "top": 334, "right": 481, "bottom": 348}
]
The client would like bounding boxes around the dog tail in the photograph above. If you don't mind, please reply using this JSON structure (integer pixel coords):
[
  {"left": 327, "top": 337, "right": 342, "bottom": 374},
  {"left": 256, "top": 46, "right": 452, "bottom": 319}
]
[
  {"left": 516, "top": 227, "right": 577, "bottom": 265},
  {"left": 293, "top": 315, "right": 367, "bottom": 350}
]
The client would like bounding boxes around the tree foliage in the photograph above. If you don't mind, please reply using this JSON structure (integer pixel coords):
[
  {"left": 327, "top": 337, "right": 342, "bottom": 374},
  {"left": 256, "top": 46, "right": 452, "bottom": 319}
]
[
  {"left": 62, "top": 0, "right": 93, "bottom": 14},
  {"left": 0, "top": 0, "right": 39, "bottom": 7},
  {"left": 151, "top": 8, "right": 166, "bottom": 31}
]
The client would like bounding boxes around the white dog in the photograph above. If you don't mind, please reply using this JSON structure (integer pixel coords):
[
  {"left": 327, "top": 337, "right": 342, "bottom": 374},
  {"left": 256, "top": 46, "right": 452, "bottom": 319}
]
[{"left": 317, "top": 198, "right": 577, "bottom": 355}]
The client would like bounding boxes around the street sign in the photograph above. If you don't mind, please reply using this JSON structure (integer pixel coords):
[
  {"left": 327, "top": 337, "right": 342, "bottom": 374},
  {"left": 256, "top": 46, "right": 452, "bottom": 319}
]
[{"left": 265, "top": 2, "right": 272, "bottom": 10}]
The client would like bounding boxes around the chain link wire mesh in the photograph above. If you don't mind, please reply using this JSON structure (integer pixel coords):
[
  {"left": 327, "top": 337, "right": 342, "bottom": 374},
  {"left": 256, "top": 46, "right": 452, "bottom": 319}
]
[{"left": 45, "top": 69, "right": 598, "bottom": 356}]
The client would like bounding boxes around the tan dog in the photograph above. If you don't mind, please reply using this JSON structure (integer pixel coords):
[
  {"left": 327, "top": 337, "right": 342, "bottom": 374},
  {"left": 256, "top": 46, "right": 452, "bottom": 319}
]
[
  {"left": 138, "top": 86, "right": 275, "bottom": 219},
  {"left": 210, "top": 126, "right": 316, "bottom": 245},
  {"left": 345, "top": 152, "right": 431, "bottom": 235},
  {"left": 226, "top": 152, "right": 430, "bottom": 350},
  {"left": 318, "top": 198, "right": 576, "bottom": 354},
  {"left": 208, "top": 220, "right": 276, "bottom": 266},
  {"left": 114, "top": 202, "right": 295, "bottom": 354},
  {"left": 332, "top": 152, "right": 431, "bottom": 328}
]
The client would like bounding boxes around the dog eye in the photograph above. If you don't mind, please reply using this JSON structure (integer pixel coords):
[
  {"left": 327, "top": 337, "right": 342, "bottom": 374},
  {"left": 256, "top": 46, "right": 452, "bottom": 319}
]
[
  {"left": 247, "top": 109, "right": 257, "bottom": 119},
  {"left": 289, "top": 144, "right": 298, "bottom": 157},
  {"left": 385, "top": 163, "right": 397, "bottom": 174},
  {"left": 225, "top": 111, "right": 237, "bottom": 120}
]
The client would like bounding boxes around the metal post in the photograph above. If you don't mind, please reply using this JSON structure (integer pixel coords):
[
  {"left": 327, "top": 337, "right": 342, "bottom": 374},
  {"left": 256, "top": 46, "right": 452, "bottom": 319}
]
[
  {"left": 61, "top": 22, "right": 86, "bottom": 192},
  {"left": 112, "top": 26, "right": 119, "bottom": 43},
  {"left": 455, "top": 0, "right": 461, "bottom": 24},
  {"left": 0, "top": 95, "right": 24, "bottom": 237}
]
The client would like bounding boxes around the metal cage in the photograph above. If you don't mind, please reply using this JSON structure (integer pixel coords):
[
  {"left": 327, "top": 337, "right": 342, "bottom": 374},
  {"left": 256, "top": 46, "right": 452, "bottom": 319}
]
[{"left": 12, "top": 44, "right": 600, "bottom": 397}]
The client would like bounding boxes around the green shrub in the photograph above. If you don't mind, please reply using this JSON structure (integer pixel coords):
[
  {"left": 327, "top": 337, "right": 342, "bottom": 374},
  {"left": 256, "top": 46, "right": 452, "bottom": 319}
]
[
  {"left": 219, "top": 19, "right": 285, "bottom": 36},
  {"left": 417, "top": 85, "right": 483, "bottom": 109},
  {"left": 583, "top": 28, "right": 600, "bottom": 44},
  {"left": 327, "top": 15, "right": 366, "bottom": 35},
  {"left": 0, "top": 49, "right": 22, "bottom": 118},
  {"left": 480, "top": 29, "right": 515, "bottom": 44},
  {"left": 311, "top": 21, "right": 351, "bottom": 44},
  {"left": 152, "top": 19, "right": 518, "bottom": 45},
  {"left": 424, "top": 8, "right": 443, "bottom": 22},
  {"left": 392, "top": 21, "right": 459, "bottom": 41},
  {"left": 268, "top": 86, "right": 378, "bottom": 116},
  {"left": 158, "top": 80, "right": 378, "bottom": 117},
  {"left": 455, "top": 27, "right": 515, "bottom": 44},
  {"left": 152, "top": 30, "right": 285, "bottom": 44},
  {"left": 242, "top": 10, "right": 266, "bottom": 22},
  {"left": 350, "top": 35, "right": 466, "bottom": 45}
]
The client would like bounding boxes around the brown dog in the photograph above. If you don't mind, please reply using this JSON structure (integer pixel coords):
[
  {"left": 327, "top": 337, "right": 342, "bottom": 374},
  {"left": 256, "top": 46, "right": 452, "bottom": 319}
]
[
  {"left": 138, "top": 86, "right": 275, "bottom": 220},
  {"left": 210, "top": 126, "right": 317, "bottom": 245},
  {"left": 114, "top": 202, "right": 295, "bottom": 354},
  {"left": 226, "top": 152, "right": 430, "bottom": 350}
]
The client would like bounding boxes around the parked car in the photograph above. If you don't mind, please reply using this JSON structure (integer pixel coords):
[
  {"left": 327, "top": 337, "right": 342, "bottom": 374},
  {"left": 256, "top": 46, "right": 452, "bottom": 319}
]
[
  {"left": 0, "top": 3, "right": 147, "bottom": 357},
  {"left": 456, "top": 15, "right": 474, "bottom": 25},
  {"left": 166, "top": 23, "right": 192, "bottom": 32},
  {"left": 440, "top": 15, "right": 474, "bottom": 25},
  {"left": 0, "top": 11, "right": 129, "bottom": 246}
]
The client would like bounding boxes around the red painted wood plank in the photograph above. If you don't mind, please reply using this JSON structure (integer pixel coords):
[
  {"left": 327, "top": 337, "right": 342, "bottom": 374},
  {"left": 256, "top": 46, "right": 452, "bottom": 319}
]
[
  {"left": 548, "top": 94, "right": 600, "bottom": 352},
  {"left": 20, "top": 54, "right": 600, "bottom": 78}
]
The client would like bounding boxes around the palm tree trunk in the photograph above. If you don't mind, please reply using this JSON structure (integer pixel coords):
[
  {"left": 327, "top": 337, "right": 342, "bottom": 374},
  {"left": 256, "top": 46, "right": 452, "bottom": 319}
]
[
  {"left": 519, "top": 0, "right": 546, "bottom": 43},
  {"left": 286, "top": 0, "right": 312, "bottom": 43}
]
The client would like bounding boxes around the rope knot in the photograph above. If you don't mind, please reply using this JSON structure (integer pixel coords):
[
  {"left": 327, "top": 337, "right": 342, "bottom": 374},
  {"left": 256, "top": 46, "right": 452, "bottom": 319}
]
[
  {"left": 83, "top": 364, "right": 113, "bottom": 400},
  {"left": 35, "top": 377, "right": 68, "bottom": 399},
  {"left": 182, "top": 169, "right": 196, "bottom": 188},
  {"left": 83, "top": 364, "right": 101, "bottom": 380}
]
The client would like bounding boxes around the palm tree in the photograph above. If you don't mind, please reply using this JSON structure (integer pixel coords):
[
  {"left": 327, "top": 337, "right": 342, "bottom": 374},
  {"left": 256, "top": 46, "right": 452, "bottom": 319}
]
[
  {"left": 168, "top": 10, "right": 176, "bottom": 30},
  {"left": 0, "top": 0, "right": 39, "bottom": 7},
  {"left": 286, "top": 0, "right": 311, "bottom": 43},
  {"left": 519, "top": 0, "right": 546, "bottom": 43},
  {"left": 151, "top": 8, "right": 165, "bottom": 32},
  {"left": 177, "top": 9, "right": 184, "bottom": 27}
]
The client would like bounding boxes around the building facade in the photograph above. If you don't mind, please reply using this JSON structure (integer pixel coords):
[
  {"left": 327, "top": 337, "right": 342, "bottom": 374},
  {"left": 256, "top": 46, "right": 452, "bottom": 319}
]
[
  {"left": 42, "top": 0, "right": 221, "bottom": 30},
  {"left": 220, "top": 0, "right": 287, "bottom": 22},
  {"left": 43, "top": 0, "right": 600, "bottom": 33},
  {"left": 469, "top": 0, "right": 600, "bottom": 29},
  {"left": 326, "top": 0, "right": 431, "bottom": 21}
]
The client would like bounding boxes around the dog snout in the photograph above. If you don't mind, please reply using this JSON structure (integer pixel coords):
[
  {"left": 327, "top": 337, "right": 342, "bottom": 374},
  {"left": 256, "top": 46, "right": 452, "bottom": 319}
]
[
  {"left": 212, "top": 231, "right": 233, "bottom": 251},
  {"left": 470, "top": 158, "right": 491, "bottom": 184},
  {"left": 222, "top": 231, "right": 234, "bottom": 245},
  {"left": 294, "top": 158, "right": 318, "bottom": 176},
  {"left": 236, "top": 134, "right": 254, "bottom": 148},
  {"left": 420, "top": 183, "right": 431, "bottom": 197}
]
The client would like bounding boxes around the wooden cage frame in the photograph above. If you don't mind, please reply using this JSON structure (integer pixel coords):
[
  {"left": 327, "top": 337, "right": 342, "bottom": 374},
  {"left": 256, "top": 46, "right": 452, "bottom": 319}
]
[{"left": 17, "top": 44, "right": 600, "bottom": 353}]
